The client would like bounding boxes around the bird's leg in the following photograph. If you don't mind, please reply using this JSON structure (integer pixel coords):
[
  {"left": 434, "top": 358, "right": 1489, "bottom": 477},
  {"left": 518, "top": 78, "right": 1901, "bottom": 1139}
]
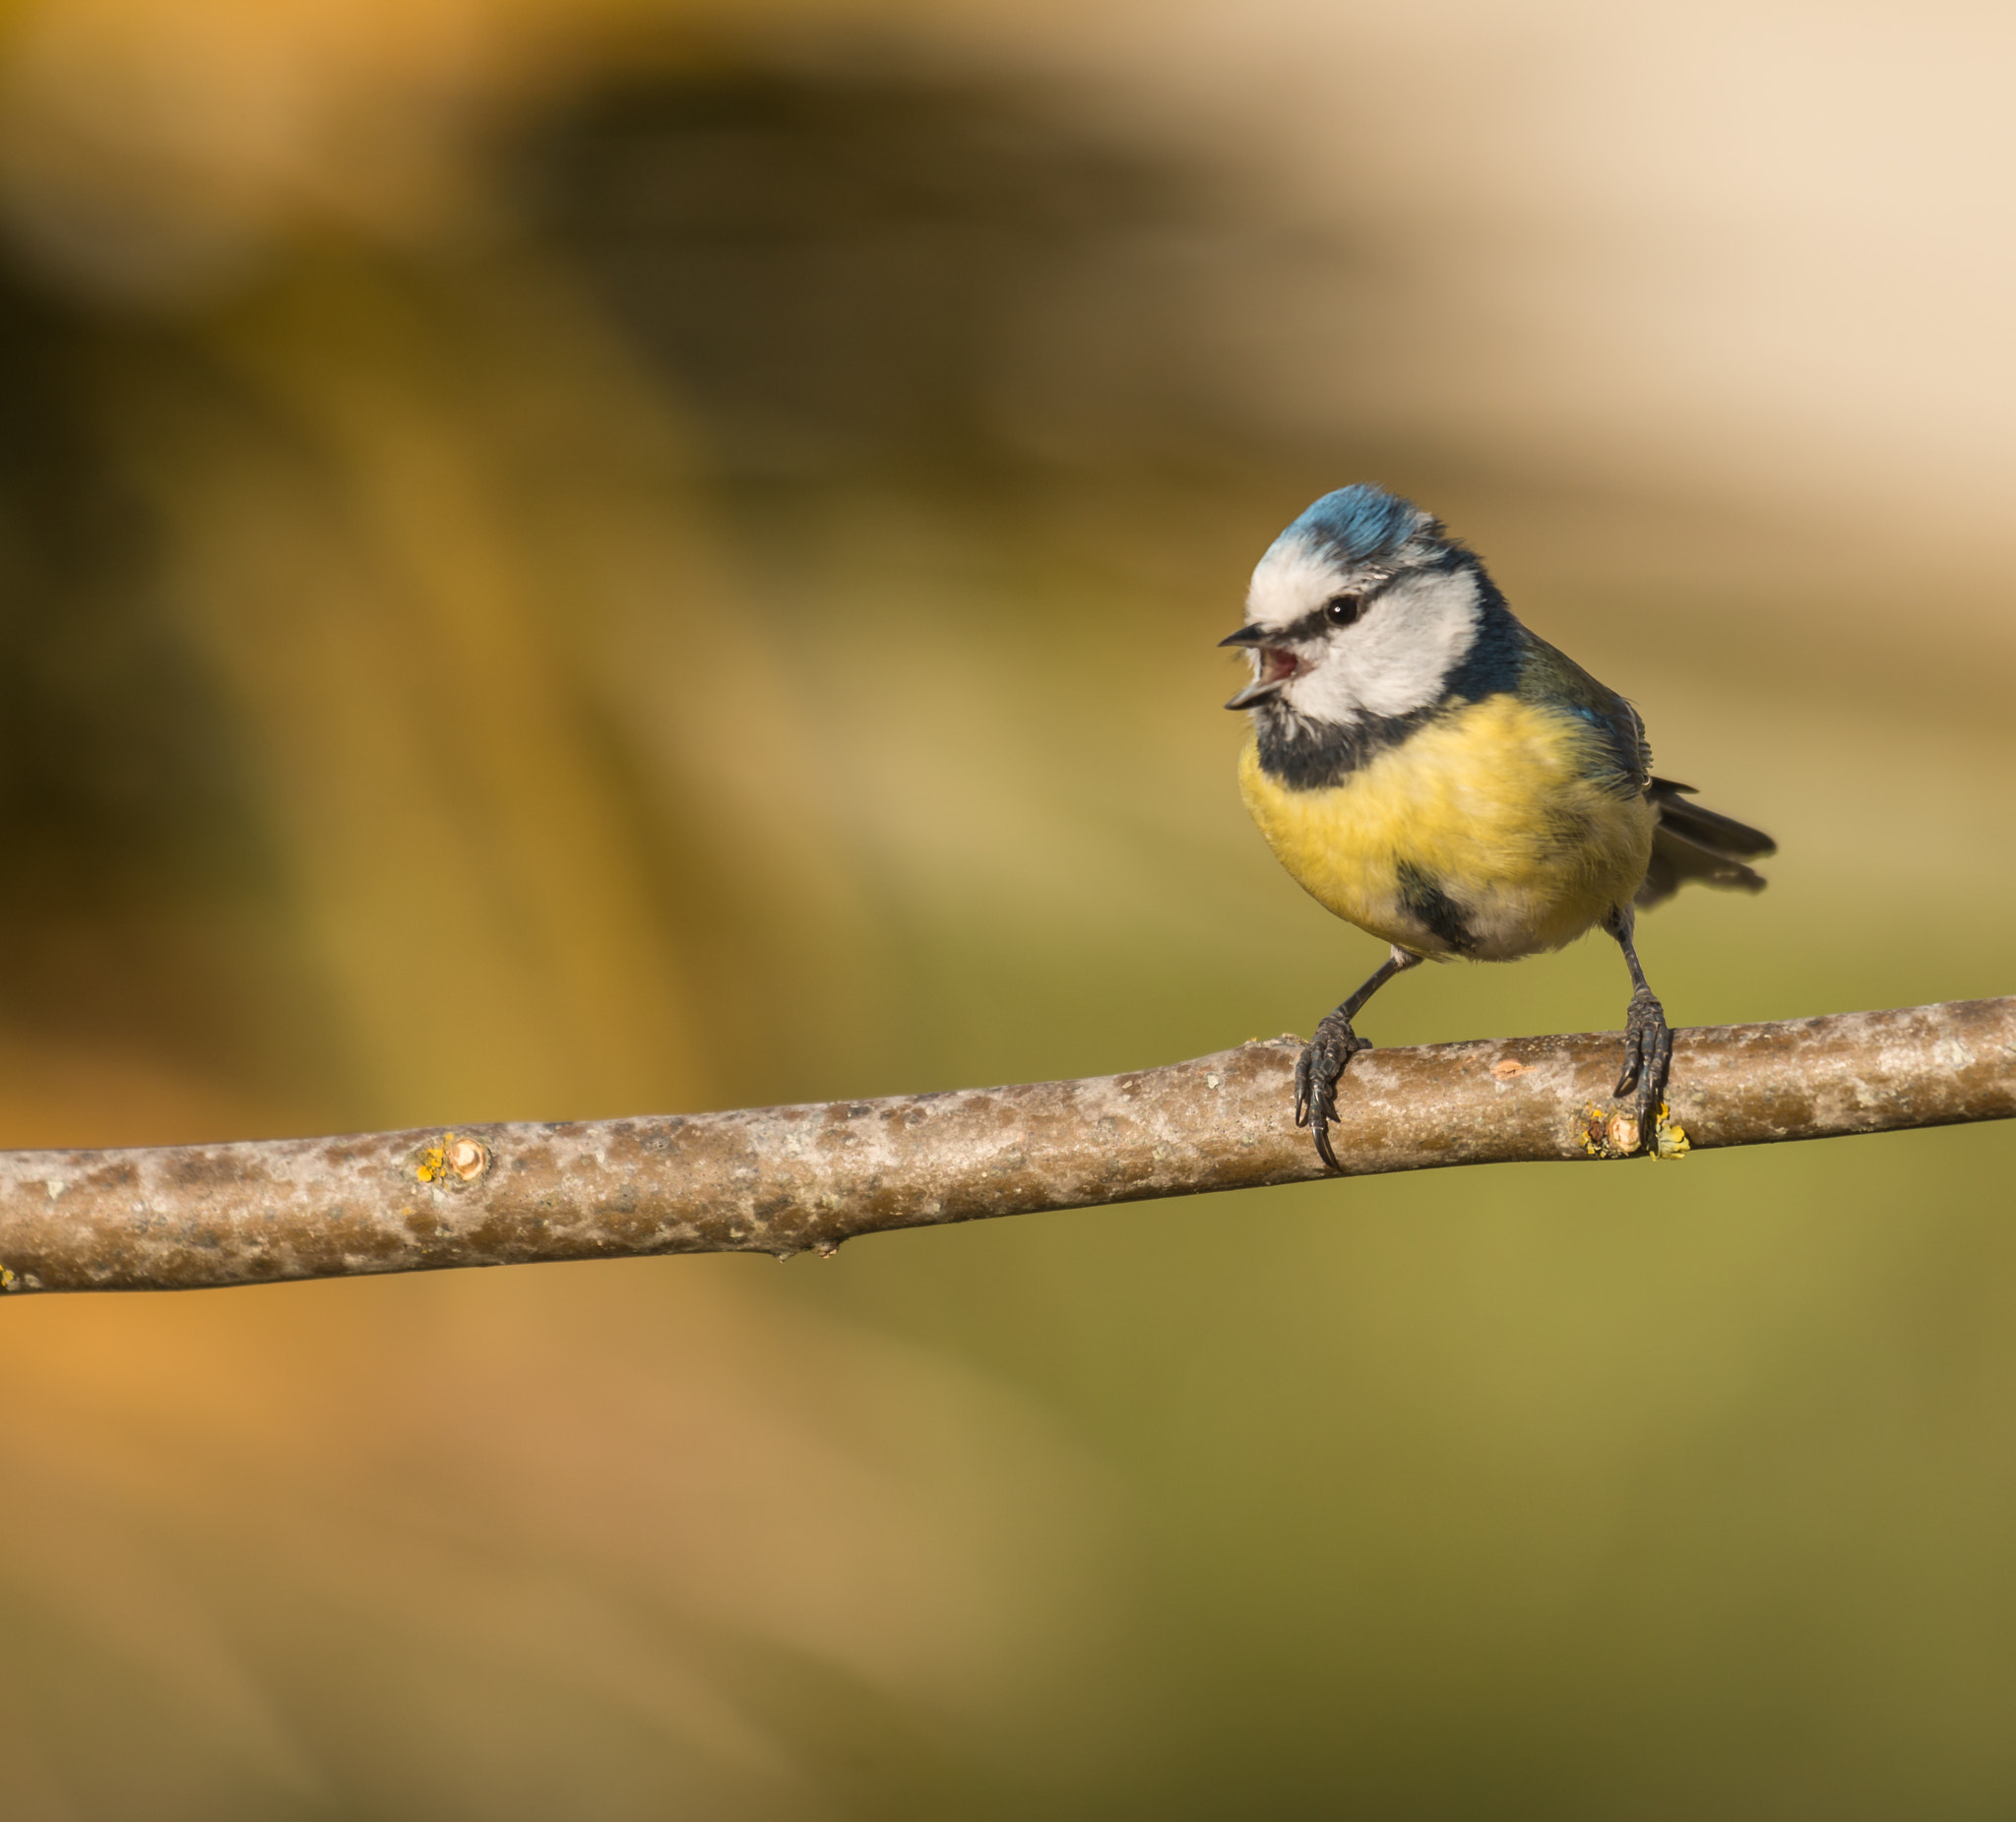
[
  {"left": 1604, "top": 905, "right": 1671, "bottom": 1148},
  {"left": 1295, "top": 947, "right": 1422, "bottom": 1171}
]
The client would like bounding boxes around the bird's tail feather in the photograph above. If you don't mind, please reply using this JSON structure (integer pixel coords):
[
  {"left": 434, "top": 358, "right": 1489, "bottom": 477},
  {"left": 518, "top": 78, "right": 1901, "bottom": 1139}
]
[{"left": 1636, "top": 777, "right": 1775, "bottom": 909}]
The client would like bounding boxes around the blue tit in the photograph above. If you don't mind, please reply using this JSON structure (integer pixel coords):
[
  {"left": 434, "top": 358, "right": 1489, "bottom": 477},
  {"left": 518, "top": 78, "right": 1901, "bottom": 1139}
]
[{"left": 1223, "top": 484, "right": 1774, "bottom": 1166}]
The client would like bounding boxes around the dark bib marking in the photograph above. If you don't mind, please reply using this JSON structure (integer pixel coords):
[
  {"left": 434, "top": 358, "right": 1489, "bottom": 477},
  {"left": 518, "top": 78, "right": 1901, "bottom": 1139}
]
[{"left": 1254, "top": 701, "right": 1442, "bottom": 790}]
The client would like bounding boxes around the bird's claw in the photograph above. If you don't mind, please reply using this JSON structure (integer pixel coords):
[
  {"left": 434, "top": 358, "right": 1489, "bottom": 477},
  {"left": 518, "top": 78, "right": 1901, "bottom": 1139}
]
[
  {"left": 1612, "top": 985, "right": 1672, "bottom": 1150},
  {"left": 1294, "top": 1013, "right": 1372, "bottom": 1172}
]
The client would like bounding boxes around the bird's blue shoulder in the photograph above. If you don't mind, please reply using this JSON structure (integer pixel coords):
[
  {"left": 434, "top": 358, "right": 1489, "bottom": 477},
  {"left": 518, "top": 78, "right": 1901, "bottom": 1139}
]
[
  {"left": 1509, "top": 631, "right": 1651, "bottom": 797},
  {"left": 1420, "top": 564, "right": 1648, "bottom": 795}
]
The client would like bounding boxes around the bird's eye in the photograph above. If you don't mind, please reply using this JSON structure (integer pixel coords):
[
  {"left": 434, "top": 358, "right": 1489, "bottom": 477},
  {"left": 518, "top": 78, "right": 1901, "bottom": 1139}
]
[{"left": 1325, "top": 594, "right": 1364, "bottom": 626}]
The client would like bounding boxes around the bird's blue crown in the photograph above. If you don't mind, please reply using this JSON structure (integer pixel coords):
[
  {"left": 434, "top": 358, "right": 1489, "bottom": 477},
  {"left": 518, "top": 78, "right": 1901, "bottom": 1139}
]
[{"left": 1275, "top": 484, "right": 1437, "bottom": 569}]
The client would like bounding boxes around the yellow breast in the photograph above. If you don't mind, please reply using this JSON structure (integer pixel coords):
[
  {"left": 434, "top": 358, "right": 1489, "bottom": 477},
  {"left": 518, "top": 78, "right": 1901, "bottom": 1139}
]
[{"left": 1238, "top": 694, "right": 1656, "bottom": 961}]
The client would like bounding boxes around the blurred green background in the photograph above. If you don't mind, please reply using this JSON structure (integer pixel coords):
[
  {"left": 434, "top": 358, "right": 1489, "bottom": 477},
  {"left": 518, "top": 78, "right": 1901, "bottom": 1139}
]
[{"left": 0, "top": 0, "right": 2012, "bottom": 1815}]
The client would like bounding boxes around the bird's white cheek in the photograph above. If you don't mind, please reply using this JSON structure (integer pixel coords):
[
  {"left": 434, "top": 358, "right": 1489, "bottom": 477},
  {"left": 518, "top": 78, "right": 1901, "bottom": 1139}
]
[{"left": 1285, "top": 571, "right": 1481, "bottom": 723}]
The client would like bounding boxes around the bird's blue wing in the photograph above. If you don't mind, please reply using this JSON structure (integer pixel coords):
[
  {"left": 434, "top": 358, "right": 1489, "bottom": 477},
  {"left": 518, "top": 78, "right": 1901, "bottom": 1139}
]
[{"left": 1513, "top": 634, "right": 1651, "bottom": 799}]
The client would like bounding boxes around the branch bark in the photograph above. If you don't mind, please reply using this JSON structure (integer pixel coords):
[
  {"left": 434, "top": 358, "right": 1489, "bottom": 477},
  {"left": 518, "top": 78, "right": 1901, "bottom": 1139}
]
[{"left": 1, "top": 998, "right": 2009, "bottom": 1295}]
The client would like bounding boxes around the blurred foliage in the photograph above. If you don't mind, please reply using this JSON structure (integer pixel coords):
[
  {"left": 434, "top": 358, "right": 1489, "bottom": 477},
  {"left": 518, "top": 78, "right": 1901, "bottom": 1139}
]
[{"left": 0, "top": 6, "right": 2011, "bottom": 1820}]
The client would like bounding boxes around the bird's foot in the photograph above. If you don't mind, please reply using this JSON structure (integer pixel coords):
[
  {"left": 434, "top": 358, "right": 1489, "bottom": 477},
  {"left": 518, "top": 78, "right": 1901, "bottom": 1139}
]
[
  {"left": 1612, "top": 986, "right": 1672, "bottom": 1152},
  {"left": 1295, "top": 1011, "right": 1373, "bottom": 1172}
]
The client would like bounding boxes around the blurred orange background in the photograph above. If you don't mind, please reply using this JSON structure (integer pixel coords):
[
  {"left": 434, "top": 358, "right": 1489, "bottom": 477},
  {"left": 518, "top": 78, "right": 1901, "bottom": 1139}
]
[{"left": 0, "top": 1, "right": 2012, "bottom": 1814}]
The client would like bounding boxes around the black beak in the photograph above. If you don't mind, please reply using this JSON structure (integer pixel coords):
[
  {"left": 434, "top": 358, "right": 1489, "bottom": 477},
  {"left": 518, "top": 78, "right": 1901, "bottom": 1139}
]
[{"left": 1221, "top": 629, "right": 1299, "bottom": 711}]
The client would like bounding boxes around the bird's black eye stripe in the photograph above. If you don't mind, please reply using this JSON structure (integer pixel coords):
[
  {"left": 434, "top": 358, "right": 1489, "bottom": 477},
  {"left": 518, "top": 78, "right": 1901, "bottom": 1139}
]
[{"left": 1276, "top": 581, "right": 1389, "bottom": 644}]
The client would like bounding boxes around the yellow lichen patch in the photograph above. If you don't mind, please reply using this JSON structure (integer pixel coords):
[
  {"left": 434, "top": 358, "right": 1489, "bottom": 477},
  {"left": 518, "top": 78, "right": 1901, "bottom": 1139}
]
[
  {"left": 1574, "top": 1103, "right": 1679, "bottom": 1161},
  {"left": 0, "top": 1265, "right": 14, "bottom": 1290},
  {"left": 416, "top": 1133, "right": 487, "bottom": 1184}
]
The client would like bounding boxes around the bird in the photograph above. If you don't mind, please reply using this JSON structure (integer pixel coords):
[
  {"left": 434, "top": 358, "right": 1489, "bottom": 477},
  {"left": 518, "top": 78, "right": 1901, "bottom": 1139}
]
[{"left": 1223, "top": 484, "right": 1774, "bottom": 1169}]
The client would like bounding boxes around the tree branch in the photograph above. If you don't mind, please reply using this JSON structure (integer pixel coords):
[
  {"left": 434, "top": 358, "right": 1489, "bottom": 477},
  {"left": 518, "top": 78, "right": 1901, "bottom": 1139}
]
[{"left": 0, "top": 998, "right": 2009, "bottom": 1295}]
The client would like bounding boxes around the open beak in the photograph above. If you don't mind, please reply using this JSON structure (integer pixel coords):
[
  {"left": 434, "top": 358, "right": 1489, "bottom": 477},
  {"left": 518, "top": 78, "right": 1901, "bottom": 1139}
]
[{"left": 1220, "top": 626, "right": 1299, "bottom": 710}]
